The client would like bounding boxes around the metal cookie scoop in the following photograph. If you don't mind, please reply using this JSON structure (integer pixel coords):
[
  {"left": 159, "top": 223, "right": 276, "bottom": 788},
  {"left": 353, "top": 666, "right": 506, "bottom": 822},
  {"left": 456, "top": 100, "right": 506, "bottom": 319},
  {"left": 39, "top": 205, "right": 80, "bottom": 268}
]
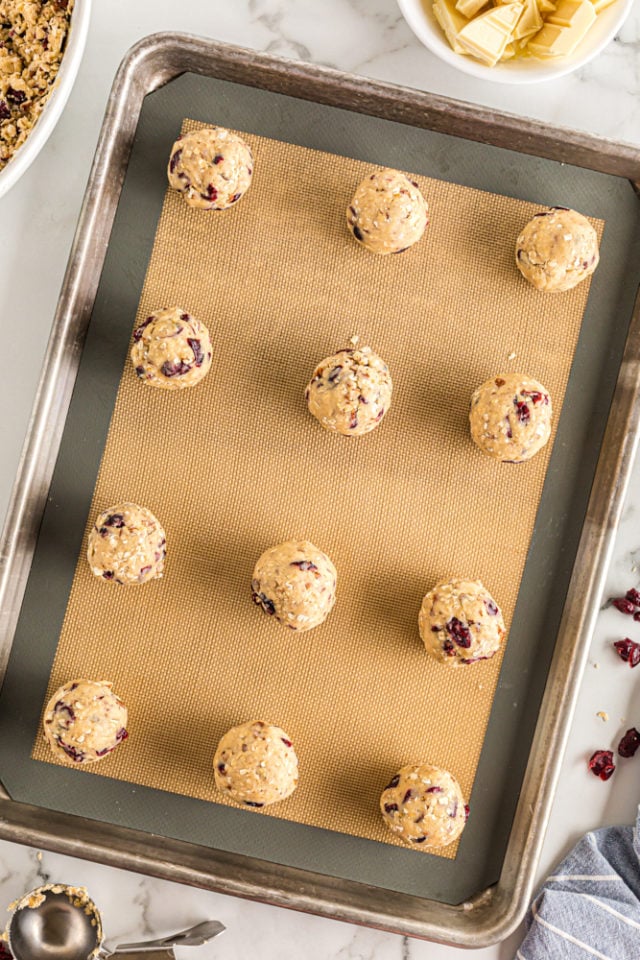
[
  {"left": 6, "top": 885, "right": 224, "bottom": 960},
  {"left": 6, "top": 885, "right": 102, "bottom": 960}
]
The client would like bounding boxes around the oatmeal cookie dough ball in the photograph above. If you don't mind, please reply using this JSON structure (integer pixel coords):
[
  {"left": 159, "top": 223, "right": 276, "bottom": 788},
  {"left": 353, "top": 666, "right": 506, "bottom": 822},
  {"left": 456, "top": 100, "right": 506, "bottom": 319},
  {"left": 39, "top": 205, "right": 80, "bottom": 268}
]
[
  {"left": 167, "top": 126, "right": 254, "bottom": 211},
  {"left": 469, "top": 373, "right": 552, "bottom": 463},
  {"left": 87, "top": 502, "right": 166, "bottom": 586},
  {"left": 214, "top": 720, "right": 298, "bottom": 807},
  {"left": 131, "top": 307, "right": 212, "bottom": 390},
  {"left": 252, "top": 539, "right": 337, "bottom": 632},
  {"left": 347, "top": 168, "right": 429, "bottom": 255},
  {"left": 419, "top": 578, "right": 505, "bottom": 666},
  {"left": 380, "top": 764, "right": 468, "bottom": 849},
  {"left": 516, "top": 207, "right": 599, "bottom": 293},
  {"left": 306, "top": 346, "right": 392, "bottom": 436},
  {"left": 43, "top": 680, "right": 128, "bottom": 765}
]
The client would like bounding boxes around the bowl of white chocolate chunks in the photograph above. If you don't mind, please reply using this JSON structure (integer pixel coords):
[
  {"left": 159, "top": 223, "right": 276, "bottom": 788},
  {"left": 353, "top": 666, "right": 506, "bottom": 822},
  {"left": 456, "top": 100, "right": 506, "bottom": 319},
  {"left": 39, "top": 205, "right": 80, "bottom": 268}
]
[{"left": 397, "top": 0, "right": 633, "bottom": 83}]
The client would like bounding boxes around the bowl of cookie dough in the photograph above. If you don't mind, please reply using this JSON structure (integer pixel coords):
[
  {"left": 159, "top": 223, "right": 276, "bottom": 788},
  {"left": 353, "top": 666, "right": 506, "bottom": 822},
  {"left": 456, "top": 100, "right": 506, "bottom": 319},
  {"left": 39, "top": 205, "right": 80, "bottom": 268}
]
[
  {"left": 397, "top": 0, "right": 633, "bottom": 84},
  {"left": 0, "top": 0, "right": 92, "bottom": 199}
]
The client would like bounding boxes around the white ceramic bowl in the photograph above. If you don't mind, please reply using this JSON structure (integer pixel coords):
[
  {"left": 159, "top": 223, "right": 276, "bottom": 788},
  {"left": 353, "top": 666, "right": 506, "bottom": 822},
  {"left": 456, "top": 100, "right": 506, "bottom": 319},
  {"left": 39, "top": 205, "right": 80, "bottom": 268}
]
[
  {"left": 397, "top": 0, "right": 633, "bottom": 84},
  {"left": 0, "top": 0, "right": 92, "bottom": 199}
]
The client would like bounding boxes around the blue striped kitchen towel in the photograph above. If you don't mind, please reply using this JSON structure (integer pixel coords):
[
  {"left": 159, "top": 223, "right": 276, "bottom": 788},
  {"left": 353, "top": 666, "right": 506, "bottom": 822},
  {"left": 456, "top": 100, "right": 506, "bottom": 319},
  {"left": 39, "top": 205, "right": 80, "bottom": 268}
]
[{"left": 517, "top": 806, "right": 640, "bottom": 958}]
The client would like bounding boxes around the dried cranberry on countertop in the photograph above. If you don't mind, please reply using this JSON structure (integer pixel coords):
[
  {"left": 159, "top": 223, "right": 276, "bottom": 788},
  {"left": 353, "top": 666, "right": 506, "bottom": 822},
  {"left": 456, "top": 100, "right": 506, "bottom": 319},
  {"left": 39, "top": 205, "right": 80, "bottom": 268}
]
[
  {"left": 588, "top": 750, "right": 615, "bottom": 781},
  {"left": 611, "top": 597, "right": 637, "bottom": 615},
  {"left": 610, "top": 588, "right": 640, "bottom": 615},
  {"left": 613, "top": 638, "right": 640, "bottom": 668},
  {"left": 618, "top": 728, "right": 640, "bottom": 759}
]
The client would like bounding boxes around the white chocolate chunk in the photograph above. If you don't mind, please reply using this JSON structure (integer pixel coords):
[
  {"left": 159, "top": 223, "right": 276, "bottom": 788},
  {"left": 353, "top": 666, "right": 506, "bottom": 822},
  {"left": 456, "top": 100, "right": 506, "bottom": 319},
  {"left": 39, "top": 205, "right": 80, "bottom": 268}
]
[
  {"left": 527, "top": 21, "right": 582, "bottom": 55},
  {"left": 501, "top": 40, "right": 517, "bottom": 57},
  {"left": 433, "top": 0, "right": 469, "bottom": 52},
  {"left": 547, "top": 0, "right": 596, "bottom": 28},
  {"left": 526, "top": 23, "right": 570, "bottom": 54},
  {"left": 486, "top": 1, "right": 524, "bottom": 26},
  {"left": 514, "top": 0, "right": 543, "bottom": 37},
  {"left": 537, "top": 0, "right": 556, "bottom": 10},
  {"left": 456, "top": 0, "right": 489, "bottom": 16},
  {"left": 587, "top": 0, "right": 616, "bottom": 11},
  {"left": 456, "top": 23, "right": 507, "bottom": 62},
  {"left": 457, "top": 1, "right": 523, "bottom": 63},
  {"left": 528, "top": 0, "right": 595, "bottom": 56}
]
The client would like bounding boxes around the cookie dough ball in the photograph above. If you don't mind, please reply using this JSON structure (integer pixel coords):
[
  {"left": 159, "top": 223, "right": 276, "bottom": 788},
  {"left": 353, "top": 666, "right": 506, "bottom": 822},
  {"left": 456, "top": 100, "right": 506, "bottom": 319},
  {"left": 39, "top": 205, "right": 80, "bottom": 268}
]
[
  {"left": 214, "top": 720, "right": 298, "bottom": 807},
  {"left": 131, "top": 307, "right": 212, "bottom": 390},
  {"left": 516, "top": 207, "right": 599, "bottom": 293},
  {"left": 419, "top": 578, "right": 505, "bottom": 666},
  {"left": 252, "top": 539, "right": 337, "bottom": 632},
  {"left": 167, "top": 126, "right": 254, "bottom": 211},
  {"left": 470, "top": 373, "right": 552, "bottom": 463},
  {"left": 43, "top": 679, "right": 128, "bottom": 765},
  {"left": 347, "top": 168, "right": 428, "bottom": 255},
  {"left": 87, "top": 502, "right": 166, "bottom": 585},
  {"left": 380, "top": 764, "right": 468, "bottom": 849},
  {"left": 306, "top": 346, "right": 392, "bottom": 436}
]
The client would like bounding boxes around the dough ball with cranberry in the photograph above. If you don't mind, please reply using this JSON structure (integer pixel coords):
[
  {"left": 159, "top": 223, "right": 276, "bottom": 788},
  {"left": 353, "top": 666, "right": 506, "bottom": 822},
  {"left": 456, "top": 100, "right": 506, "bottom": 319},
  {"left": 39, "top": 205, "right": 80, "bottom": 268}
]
[
  {"left": 469, "top": 373, "right": 552, "bottom": 463},
  {"left": 419, "top": 578, "right": 505, "bottom": 666},
  {"left": 214, "top": 720, "right": 298, "bottom": 807},
  {"left": 516, "top": 207, "right": 599, "bottom": 293},
  {"left": 305, "top": 345, "right": 392, "bottom": 436},
  {"left": 87, "top": 502, "right": 166, "bottom": 585},
  {"left": 168, "top": 126, "right": 253, "bottom": 210},
  {"left": 380, "top": 764, "right": 468, "bottom": 849},
  {"left": 131, "top": 307, "right": 212, "bottom": 390},
  {"left": 252, "top": 539, "right": 336, "bottom": 632},
  {"left": 347, "top": 168, "right": 428, "bottom": 255},
  {"left": 43, "top": 679, "right": 128, "bottom": 765}
]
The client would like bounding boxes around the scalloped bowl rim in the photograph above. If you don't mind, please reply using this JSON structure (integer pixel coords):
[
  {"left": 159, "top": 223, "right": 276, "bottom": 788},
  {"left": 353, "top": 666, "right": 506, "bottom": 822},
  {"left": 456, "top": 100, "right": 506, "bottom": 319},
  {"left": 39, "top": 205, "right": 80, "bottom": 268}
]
[
  {"left": 0, "top": 0, "right": 92, "bottom": 199},
  {"left": 396, "top": 0, "right": 634, "bottom": 84}
]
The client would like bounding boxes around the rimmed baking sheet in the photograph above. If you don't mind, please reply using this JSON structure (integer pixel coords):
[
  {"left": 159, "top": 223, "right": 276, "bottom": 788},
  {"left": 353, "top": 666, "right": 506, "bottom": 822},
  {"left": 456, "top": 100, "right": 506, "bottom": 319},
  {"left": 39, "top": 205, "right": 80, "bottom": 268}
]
[{"left": 0, "top": 71, "right": 638, "bottom": 906}]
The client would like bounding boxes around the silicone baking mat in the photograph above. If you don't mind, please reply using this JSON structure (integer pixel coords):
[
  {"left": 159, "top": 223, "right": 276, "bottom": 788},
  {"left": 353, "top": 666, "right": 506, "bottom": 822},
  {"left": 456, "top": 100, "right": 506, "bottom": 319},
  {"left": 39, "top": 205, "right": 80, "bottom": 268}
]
[{"left": 30, "top": 117, "right": 602, "bottom": 858}]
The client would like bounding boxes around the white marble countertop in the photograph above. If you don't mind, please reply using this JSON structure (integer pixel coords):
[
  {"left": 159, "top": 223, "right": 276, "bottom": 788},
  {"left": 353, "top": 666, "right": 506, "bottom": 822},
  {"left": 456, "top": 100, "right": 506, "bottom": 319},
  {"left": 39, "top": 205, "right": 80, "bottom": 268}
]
[{"left": 1, "top": 1, "right": 640, "bottom": 957}]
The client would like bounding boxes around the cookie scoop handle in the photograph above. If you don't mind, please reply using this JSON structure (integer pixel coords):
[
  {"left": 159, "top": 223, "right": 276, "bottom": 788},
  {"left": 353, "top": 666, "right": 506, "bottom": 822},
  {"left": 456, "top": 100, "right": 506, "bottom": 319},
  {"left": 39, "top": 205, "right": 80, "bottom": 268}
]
[
  {"left": 105, "top": 952, "right": 175, "bottom": 959},
  {"left": 108, "top": 920, "right": 225, "bottom": 953}
]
